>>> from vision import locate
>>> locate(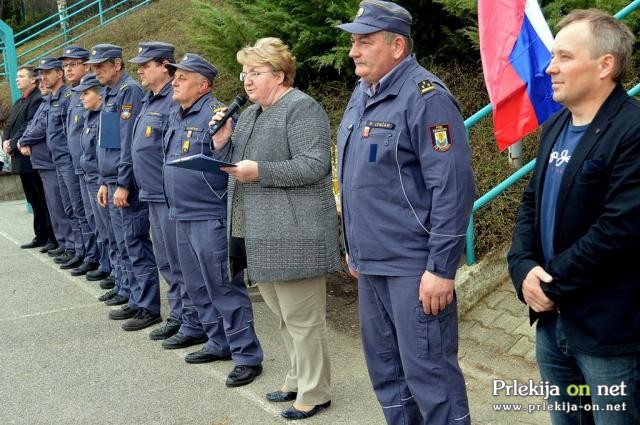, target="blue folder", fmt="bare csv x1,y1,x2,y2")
98,111,121,149
166,153,236,174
